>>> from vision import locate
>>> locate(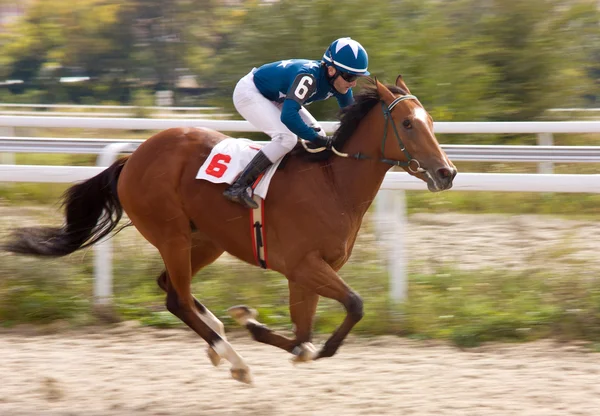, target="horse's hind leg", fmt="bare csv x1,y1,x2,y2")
159,233,251,384
156,237,226,366
228,280,320,360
